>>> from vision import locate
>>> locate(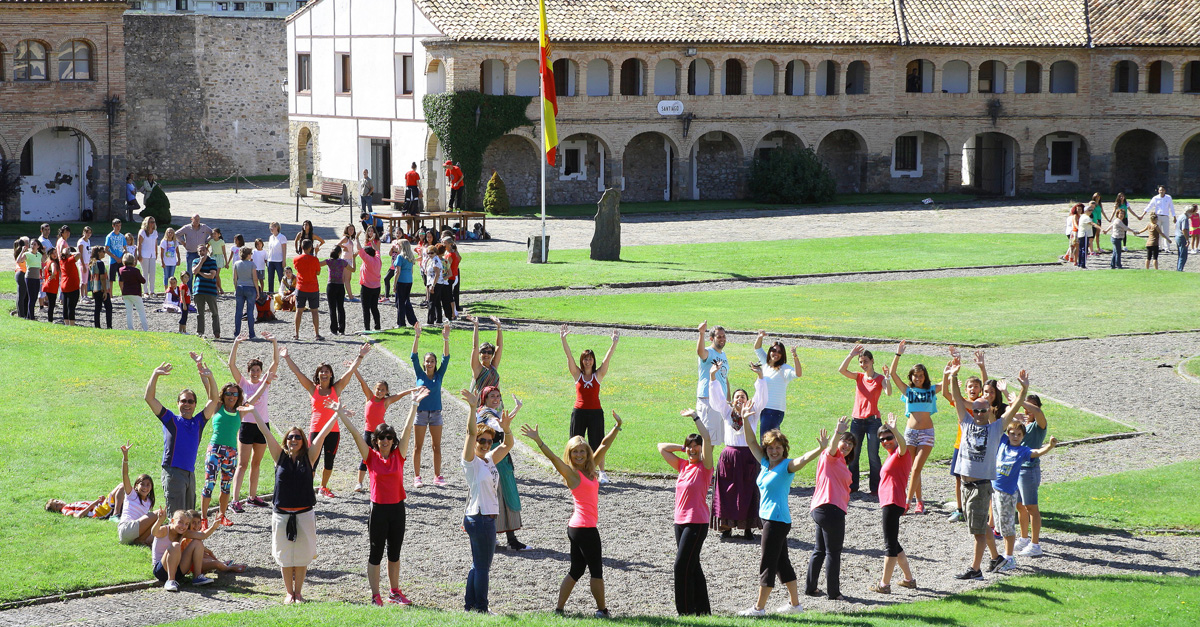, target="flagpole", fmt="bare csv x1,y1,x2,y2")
540,82,547,263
